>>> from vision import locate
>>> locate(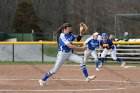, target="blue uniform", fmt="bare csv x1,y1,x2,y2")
58,33,76,52
84,37,100,70
98,33,125,68
40,32,90,82
100,39,114,49
100,39,122,64
85,37,99,50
